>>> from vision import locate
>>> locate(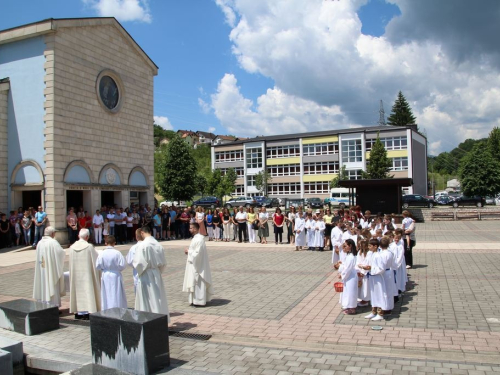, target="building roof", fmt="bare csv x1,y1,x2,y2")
197,131,216,139
212,125,419,147
215,135,237,141
0,18,158,74
339,178,413,188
